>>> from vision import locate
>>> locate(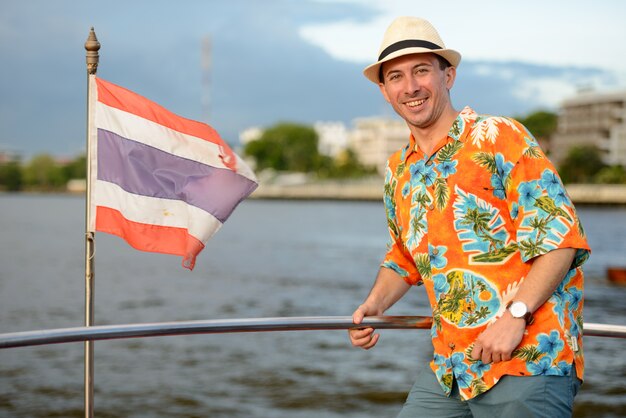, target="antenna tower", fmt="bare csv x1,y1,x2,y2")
201,36,212,123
